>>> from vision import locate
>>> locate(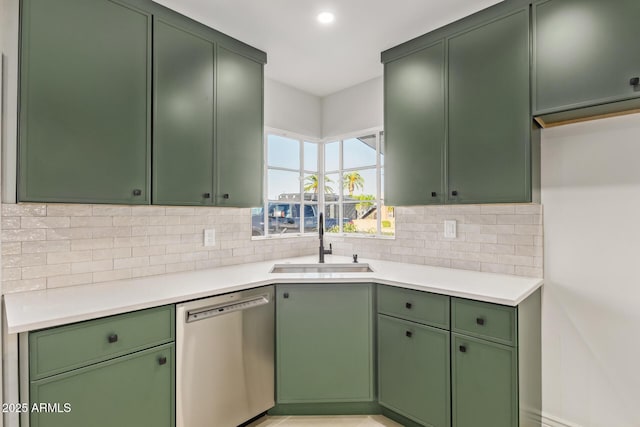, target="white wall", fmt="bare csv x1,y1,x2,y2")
264,78,322,139
0,0,18,204
541,114,640,427
322,76,383,139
